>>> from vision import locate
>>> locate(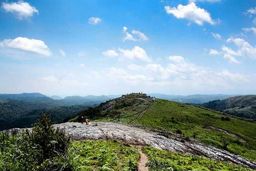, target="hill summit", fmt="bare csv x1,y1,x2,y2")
75,93,154,121
73,93,256,162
